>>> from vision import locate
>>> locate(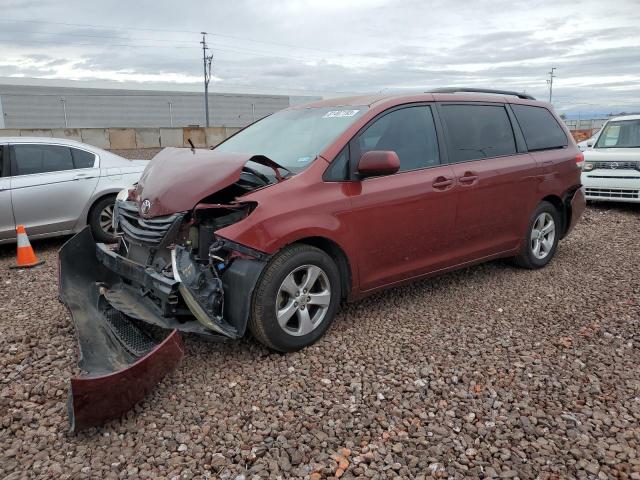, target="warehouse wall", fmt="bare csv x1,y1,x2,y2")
0,84,311,129
0,127,242,149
